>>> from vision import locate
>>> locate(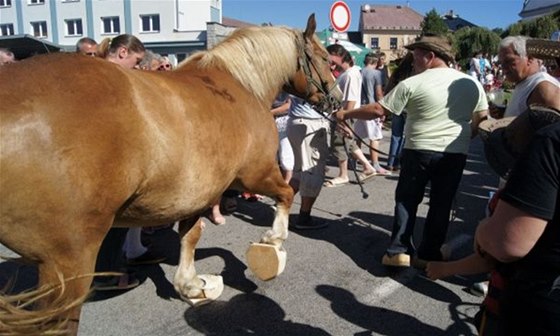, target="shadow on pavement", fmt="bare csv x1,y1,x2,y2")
183,292,330,336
